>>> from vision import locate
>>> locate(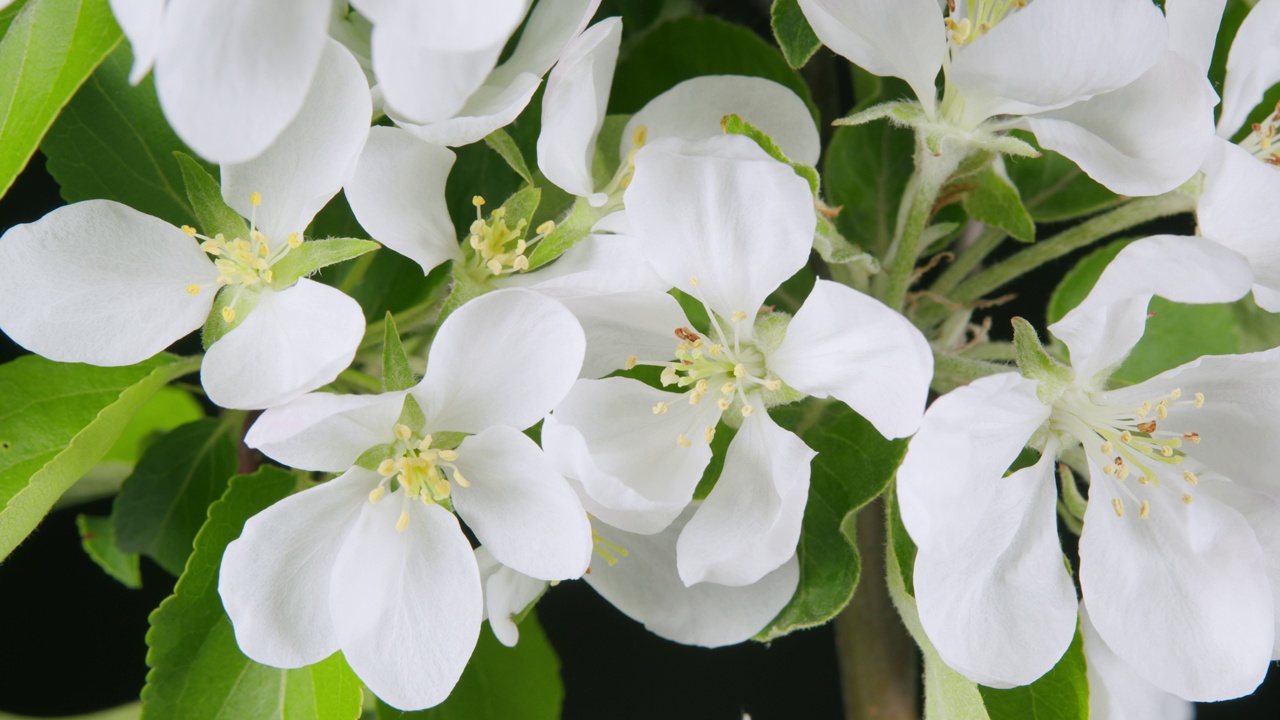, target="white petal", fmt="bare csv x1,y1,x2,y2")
769,280,932,439
545,377,716,534
108,0,165,83
218,468,376,668
1025,51,1218,197
155,0,330,163
1200,140,1280,311
394,73,543,148
450,426,591,581
346,126,461,274
1081,604,1197,720
1047,235,1254,383
245,391,406,472
513,233,668,296
950,0,1166,124
676,412,814,587
896,373,1049,551
625,135,815,320
476,547,547,647
488,0,600,85
1164,0,1229,74
1198,482,1280,659
330,493,482,711
623,75,821,166
221,40,372,241
415,289,585,434
537,18,622,203
1219,0,1280,137
1080,467,1273,701
914,446,1078,688
0,200,217,366
551,291,690,380
586,508,799,647
202,279,365,410
795,0,944,117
